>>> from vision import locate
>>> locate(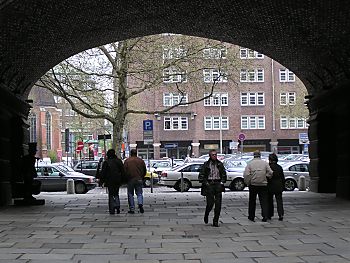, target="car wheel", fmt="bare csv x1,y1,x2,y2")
174,179,191,192
75,182,87,194
284,179,297,191
229,178,245,191
143,179,151,187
